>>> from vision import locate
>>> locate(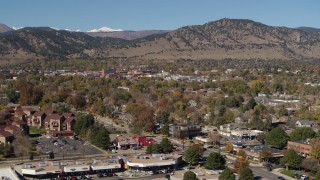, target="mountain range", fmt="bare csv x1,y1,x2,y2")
1,18,320,63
